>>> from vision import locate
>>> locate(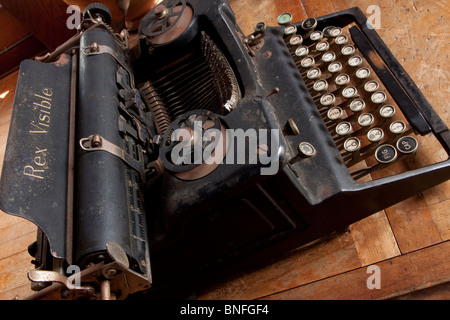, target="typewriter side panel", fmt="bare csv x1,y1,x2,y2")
0,57,72,260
